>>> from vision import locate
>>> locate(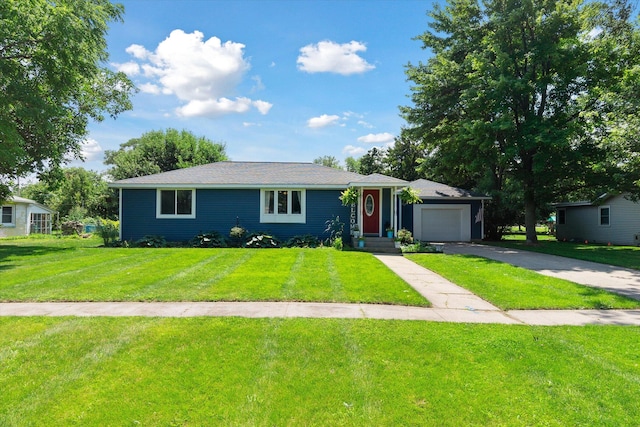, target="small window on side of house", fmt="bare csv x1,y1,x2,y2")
558,209,566,225
1,206,14,225
599,206,610,226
